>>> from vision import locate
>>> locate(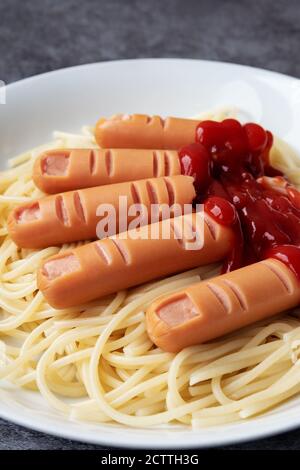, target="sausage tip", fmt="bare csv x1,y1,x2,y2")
41,253,81,280
156,295,199,327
